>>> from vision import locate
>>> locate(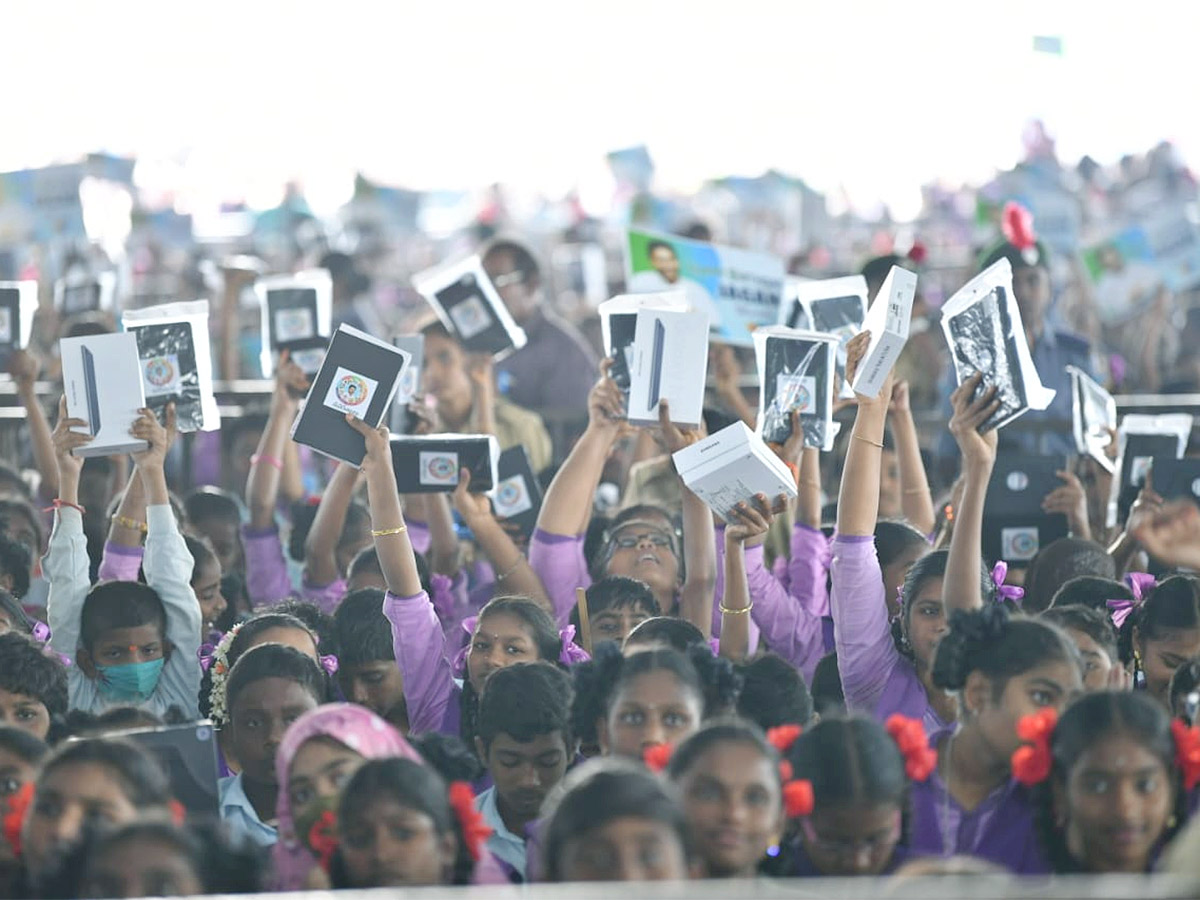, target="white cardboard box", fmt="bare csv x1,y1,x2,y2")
627,306,709,427
673,421,797,521
851,265,917,398
60,332,148,458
